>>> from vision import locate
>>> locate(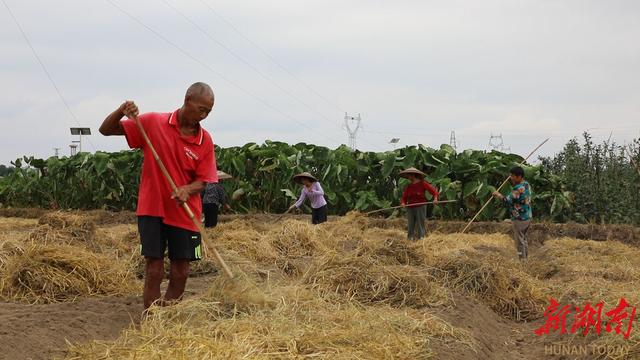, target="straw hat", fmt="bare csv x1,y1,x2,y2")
217,170,233,180
293,172,318,184
398,167,426,179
